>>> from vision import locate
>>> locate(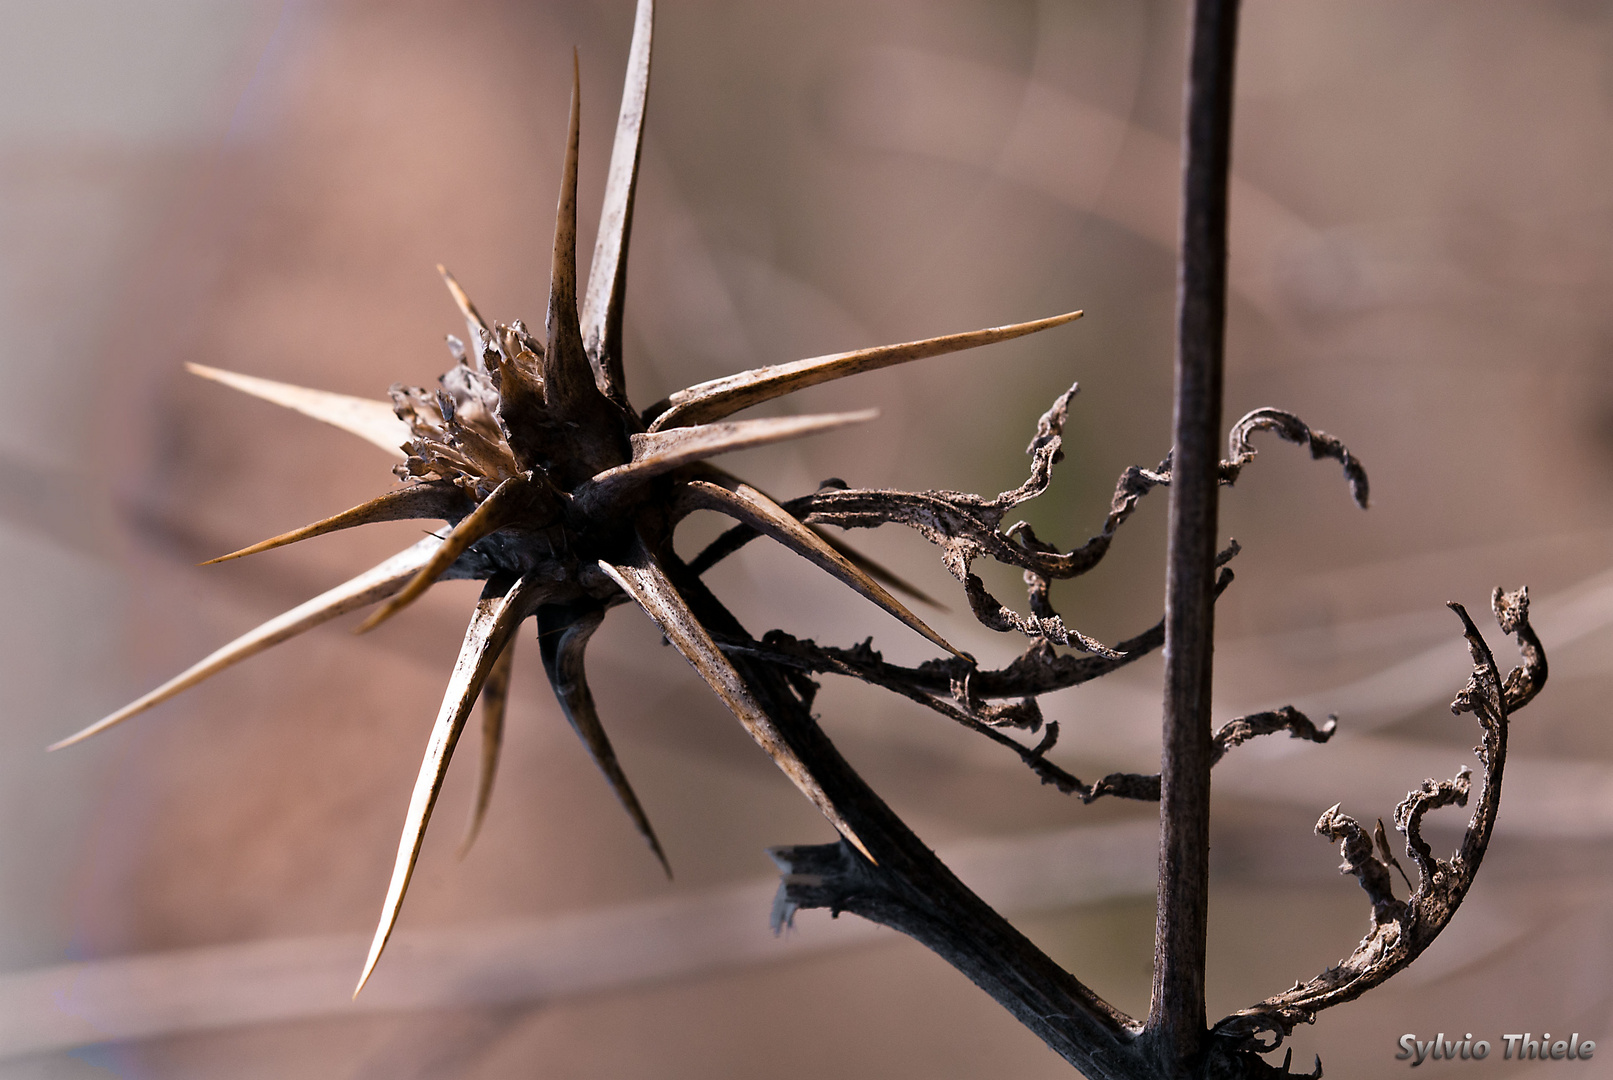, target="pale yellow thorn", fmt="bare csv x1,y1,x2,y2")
50,537,443,751
578,410,877,510
356,477,522,634
354,574,544,997
457,637,515,858
186,363,411,459
683,477,963,659
200,484,464,566
600,539,876,864
581,0,654,402
646,310,1082,431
